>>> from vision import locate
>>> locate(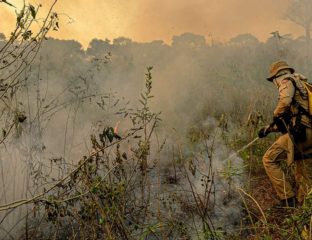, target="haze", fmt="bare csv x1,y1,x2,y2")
0,0,303,47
